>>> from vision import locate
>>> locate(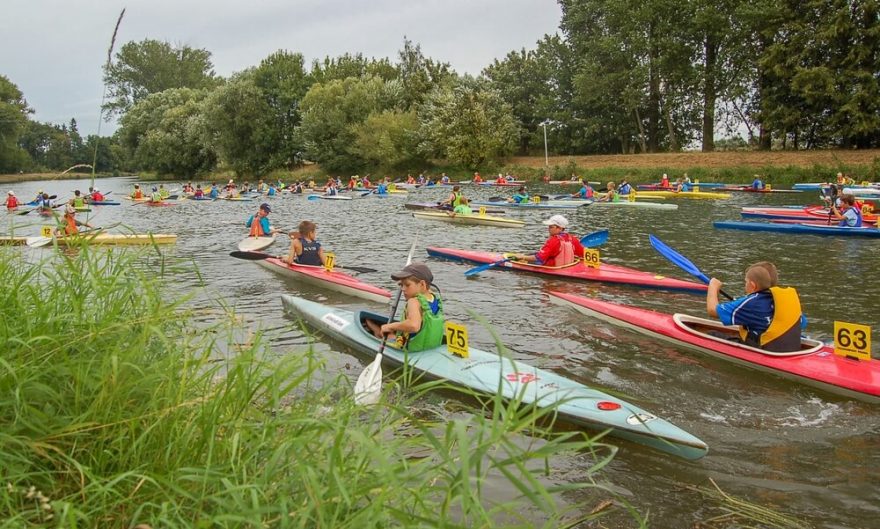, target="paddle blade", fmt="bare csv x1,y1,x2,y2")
353,353,383,405
580,229,609,248
464,258,509,277
307,195,320,200
340,265,377,273
648,234,711,284
229,251,270,260
26,236,52,248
